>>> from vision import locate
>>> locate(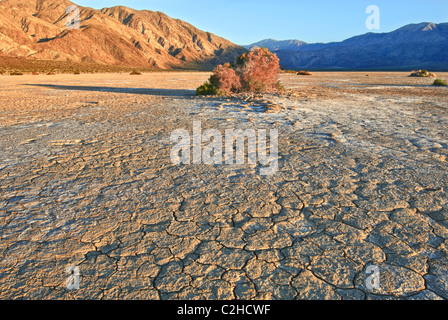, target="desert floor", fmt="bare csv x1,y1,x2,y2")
0,71,447,300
